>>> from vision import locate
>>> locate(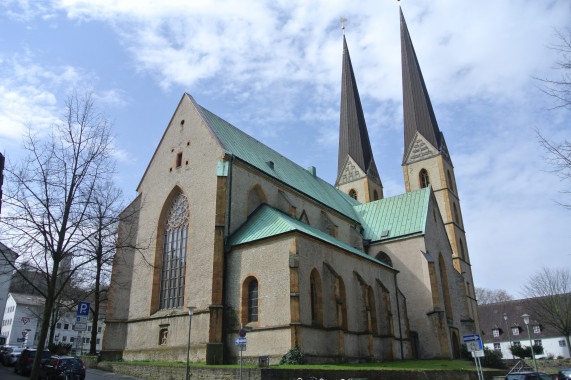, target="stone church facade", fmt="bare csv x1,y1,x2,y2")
103,8,479,364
